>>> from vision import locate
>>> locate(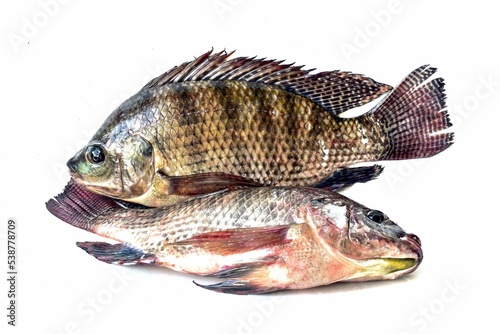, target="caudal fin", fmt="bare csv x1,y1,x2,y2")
372,65,453,160
46,179,120,231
